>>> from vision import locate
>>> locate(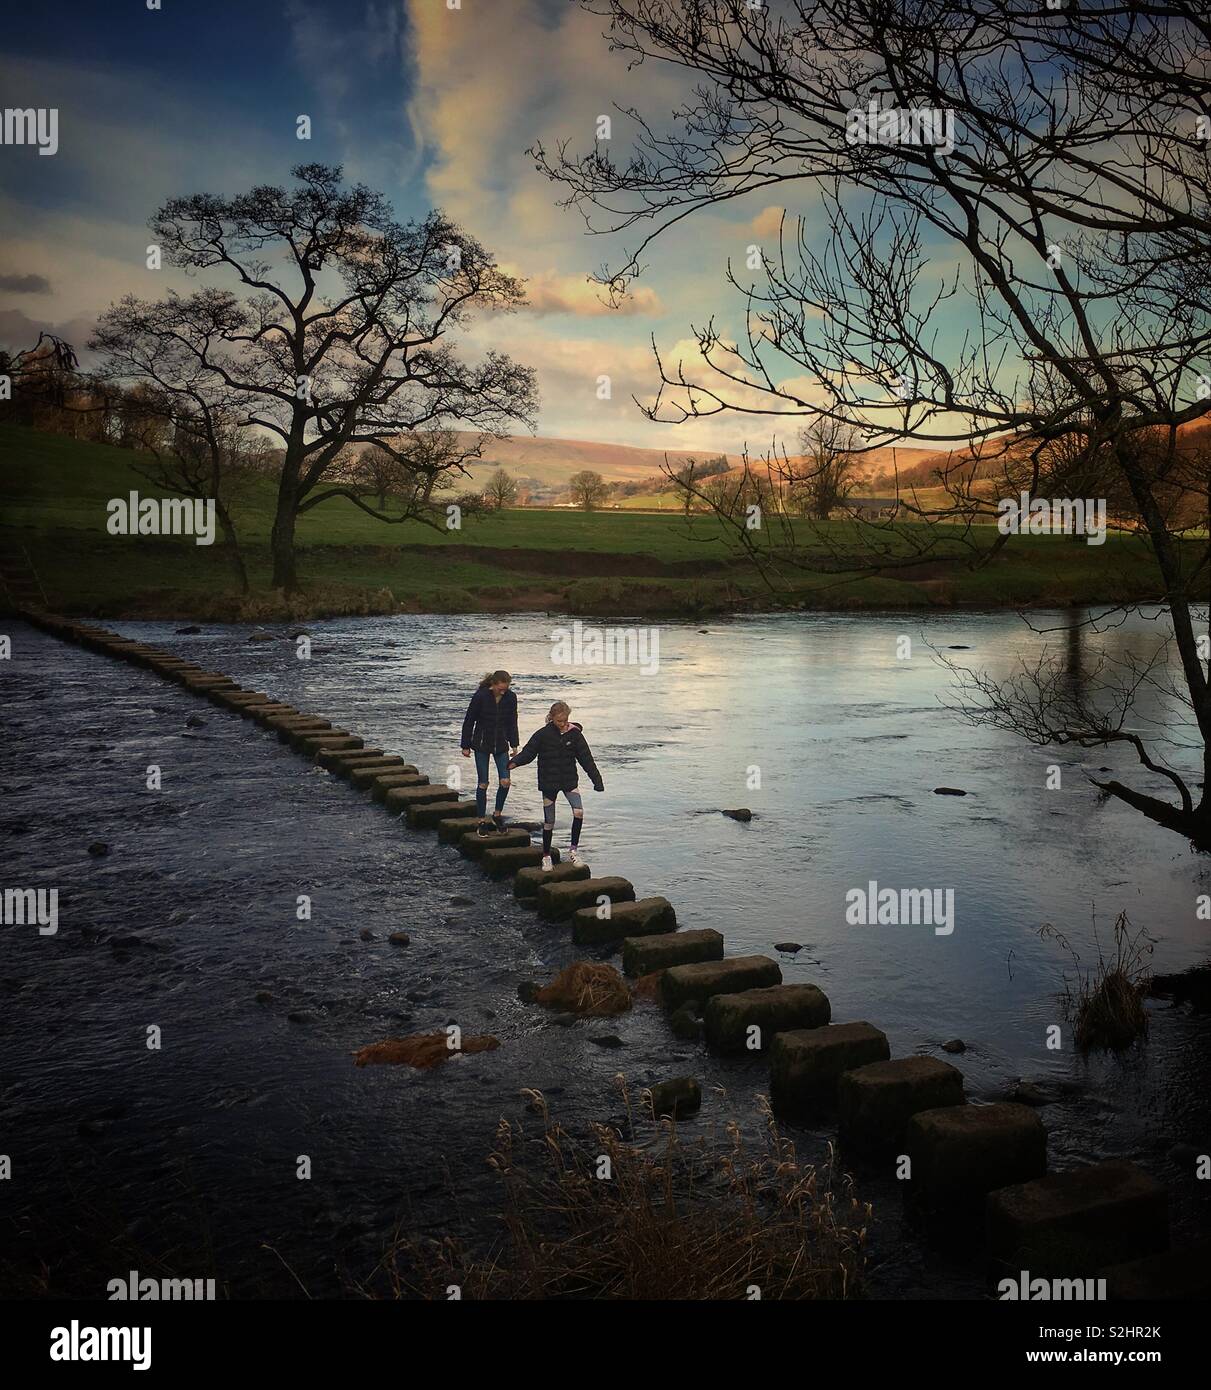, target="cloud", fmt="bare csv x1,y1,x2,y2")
0,273,51,294
502,265,662,317
751,206,786,238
